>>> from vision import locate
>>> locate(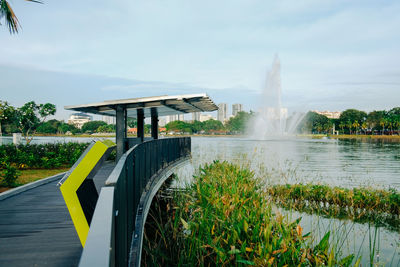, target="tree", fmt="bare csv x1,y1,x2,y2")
226,111,252,134
58,122,78,135
352,120,360,134
0,100,14,136
298,111,330,134
366,110,386,131
339,109,367,134
97,124,115,133
1,0,42,34
81,121,107,133
166,121,192,134
202,119,224,133
339,121,345,134
14,101,56,143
